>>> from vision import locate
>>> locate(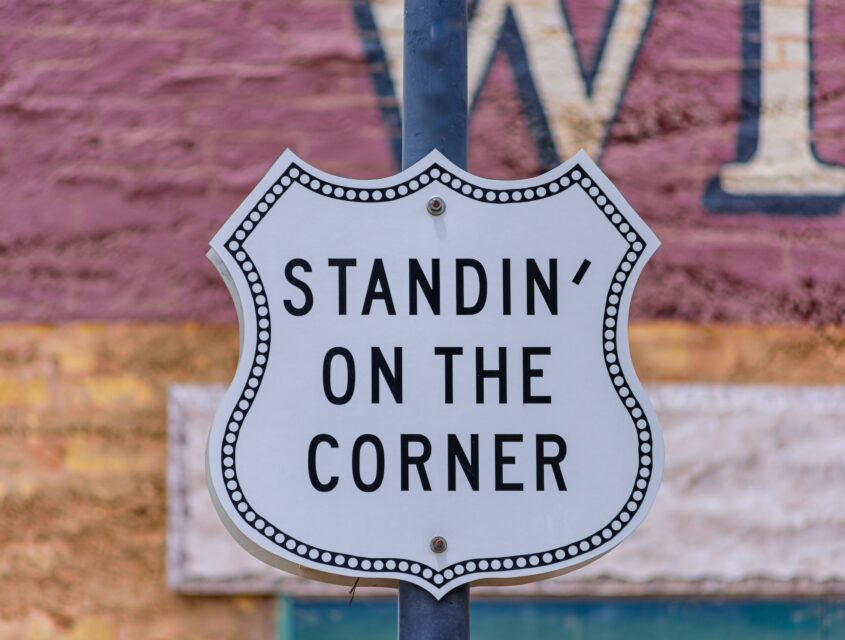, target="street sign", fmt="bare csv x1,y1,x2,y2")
207,149,663,599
